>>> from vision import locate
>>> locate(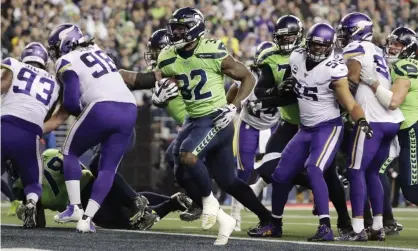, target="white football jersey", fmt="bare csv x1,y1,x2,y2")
55,44,135,109
343,41,404,123
236,71,279,130
1,57,60,128
290,48,346,127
